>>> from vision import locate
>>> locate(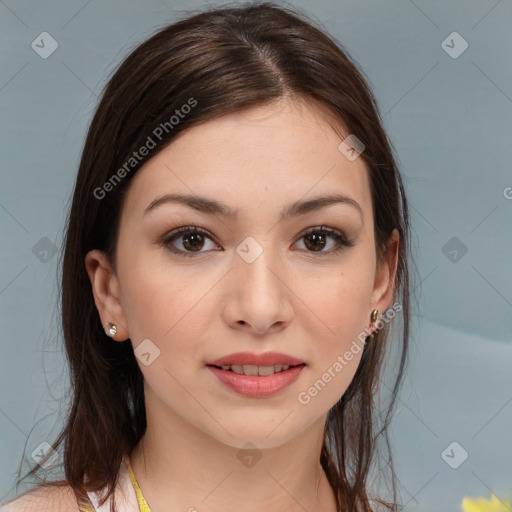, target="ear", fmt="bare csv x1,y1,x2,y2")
369,228,400,330
84,249,130,341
